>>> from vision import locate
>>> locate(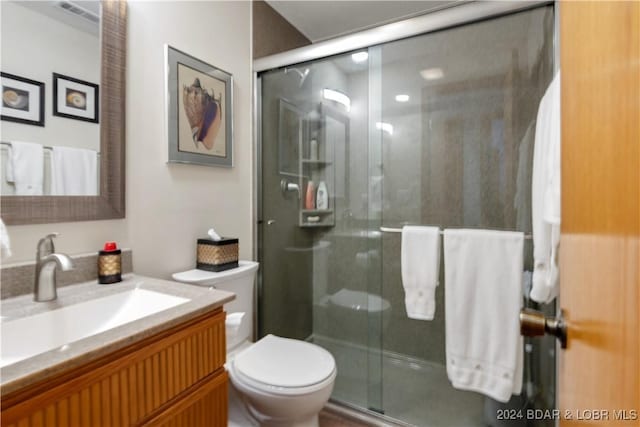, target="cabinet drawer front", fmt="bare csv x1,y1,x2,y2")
2,310,226,426
143,371,228,427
